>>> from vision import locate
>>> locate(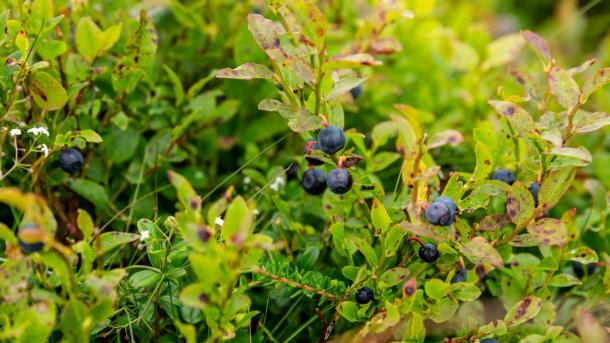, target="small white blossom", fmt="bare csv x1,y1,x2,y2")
253,208,260,216
27,127,50,137
140,230,150,241
9,128,21,137
37,144,49,157
215,217,224,227
269,176,285,192
243,176,251,185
